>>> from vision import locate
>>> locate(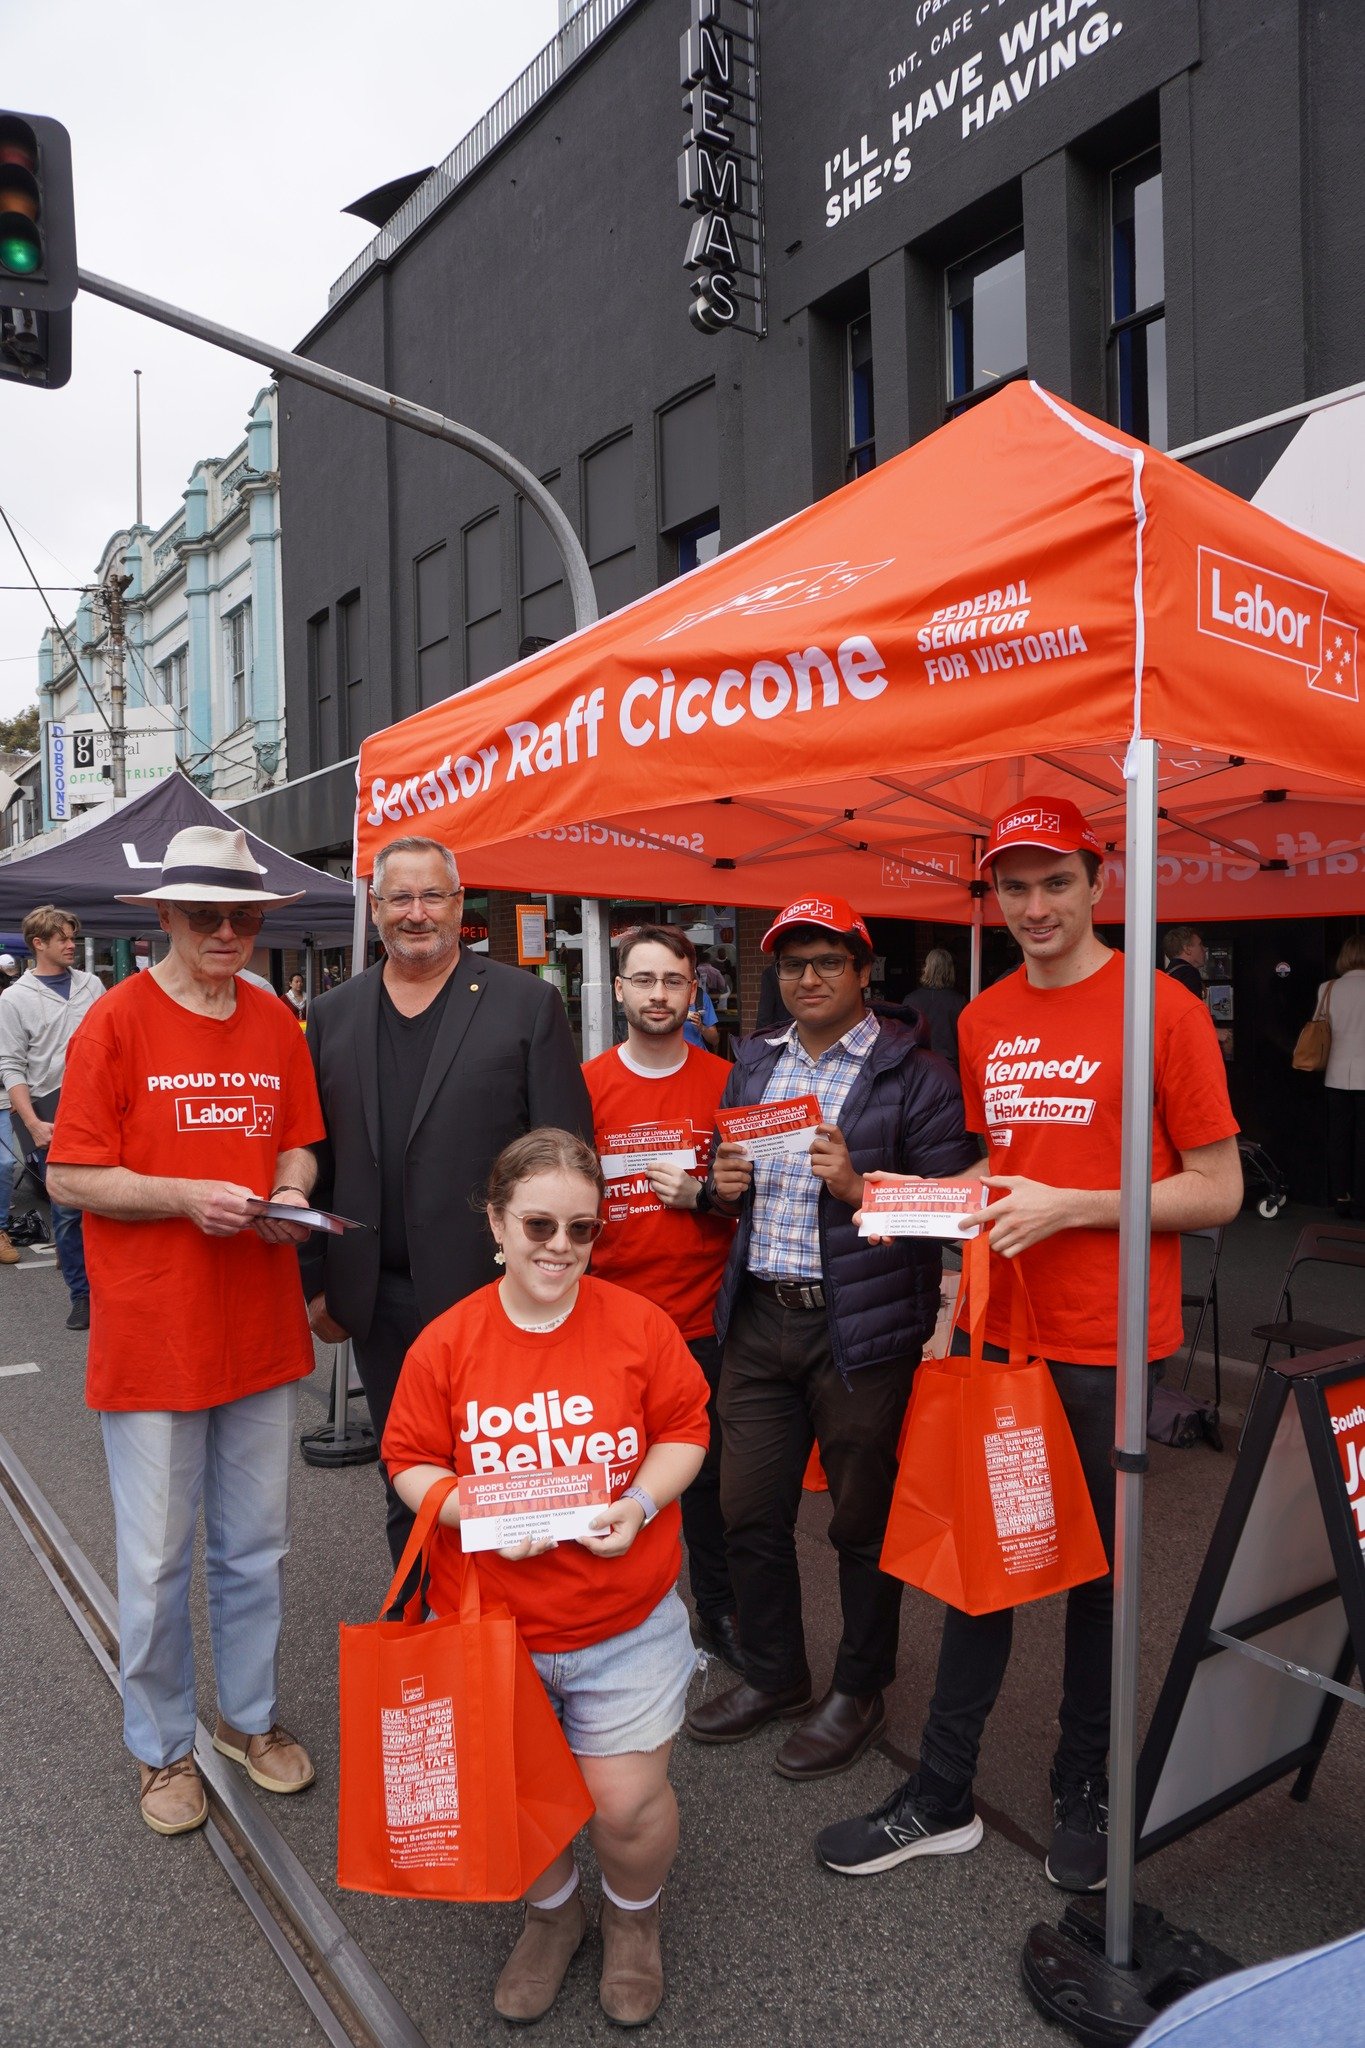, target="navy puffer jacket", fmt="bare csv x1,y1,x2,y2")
711,1017,979,1378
